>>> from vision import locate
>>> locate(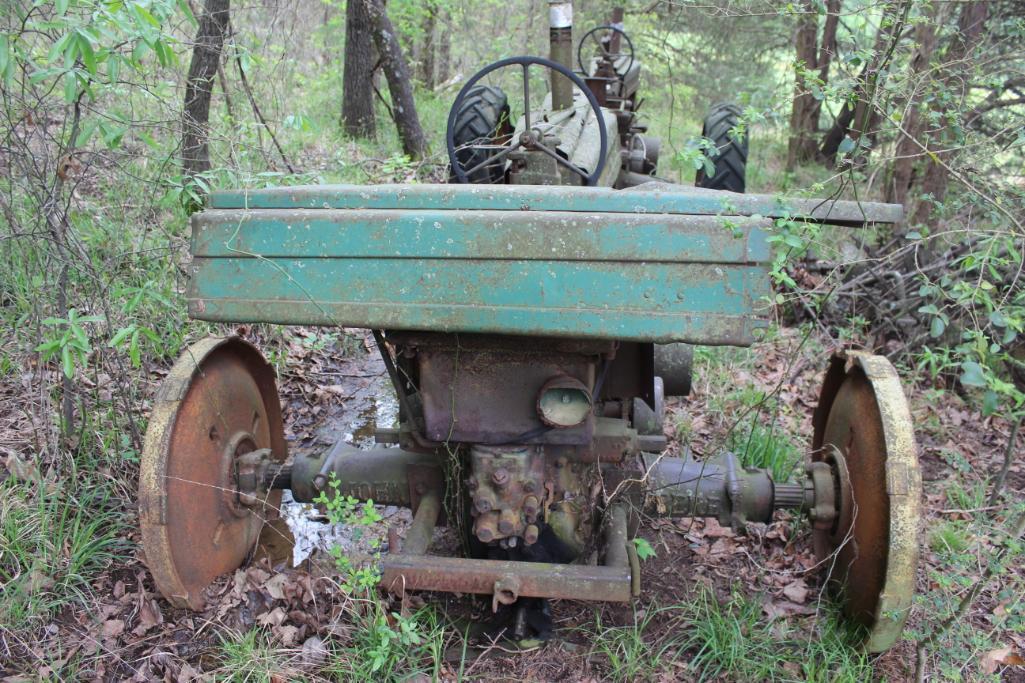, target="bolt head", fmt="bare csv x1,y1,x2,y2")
523,480,536,493
477,526,494,542
492,468,510,487
524,524,539,545
475,496,493,513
